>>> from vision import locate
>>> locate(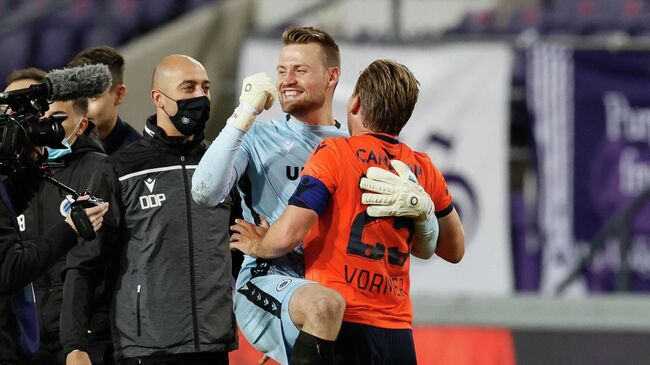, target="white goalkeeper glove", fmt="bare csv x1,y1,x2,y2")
227,72,276,132
359,160,434,221
361,160,439,257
